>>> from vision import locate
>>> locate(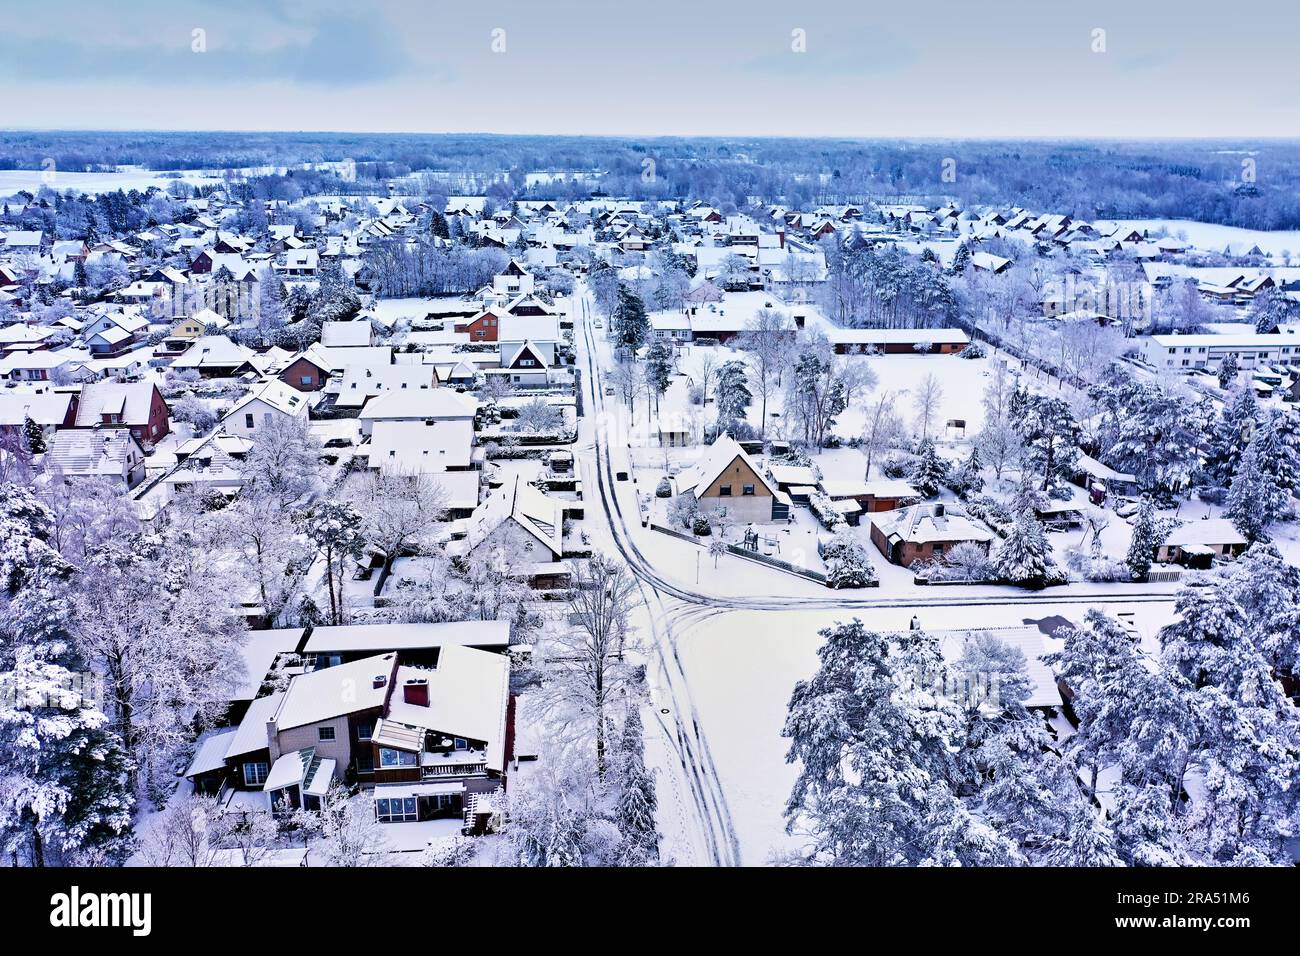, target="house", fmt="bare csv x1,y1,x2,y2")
334,362,437,409
869,502,994,566
1156,519,1248,567
492,259,536,296
357,388,478,437
825,327,970,355
455,307,509,342
73,381,170,445
447,474,573,563
185,646,511,831
171,336,258,377
1143,332,1300,372
43,427,147,489
0,391,77,444
819,478,920,514
161,432,253,496
278,346,334,392
300,620,510,670
223,379,310,437
969,252,1012,274
677,435,790,523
